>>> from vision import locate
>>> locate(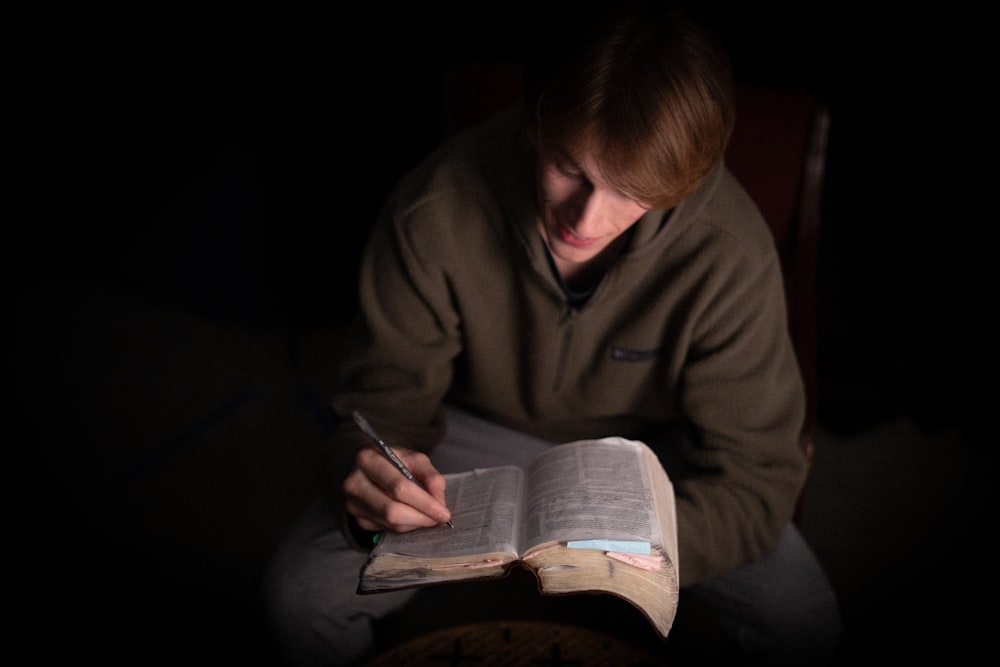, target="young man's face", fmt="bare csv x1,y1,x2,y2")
536,147,649,272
